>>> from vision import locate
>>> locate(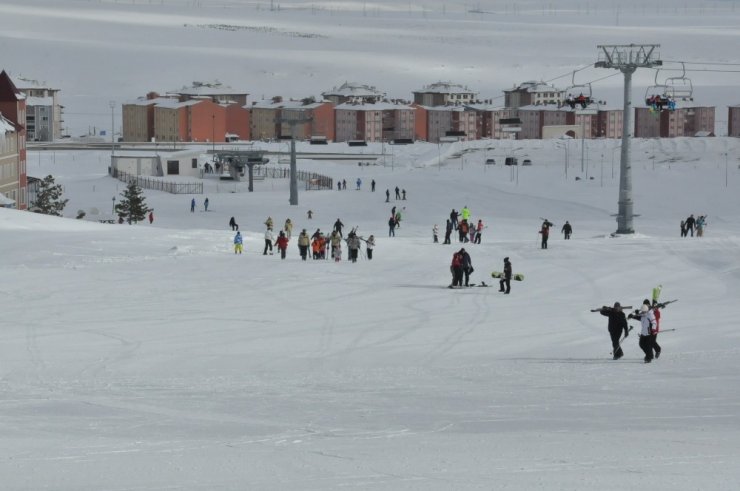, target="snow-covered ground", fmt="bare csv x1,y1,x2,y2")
2,137,740,489
2,0,740,488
